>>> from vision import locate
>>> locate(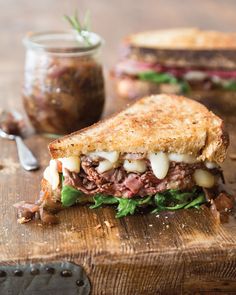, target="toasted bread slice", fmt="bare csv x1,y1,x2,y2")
125,28,236,50
122,28,236,69
49,94,229,164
